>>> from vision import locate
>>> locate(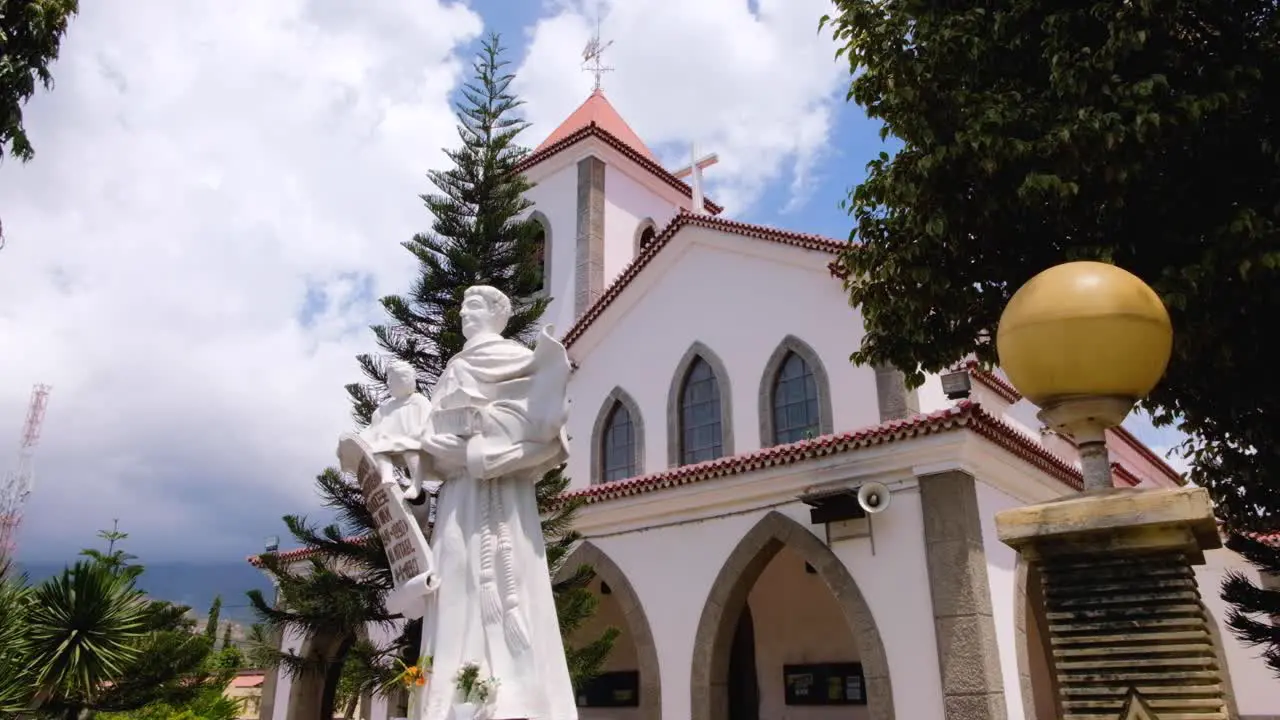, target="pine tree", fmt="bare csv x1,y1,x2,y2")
1221,533,1280,674
203,596,222,642
345,32,547,421
250,32,616,709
